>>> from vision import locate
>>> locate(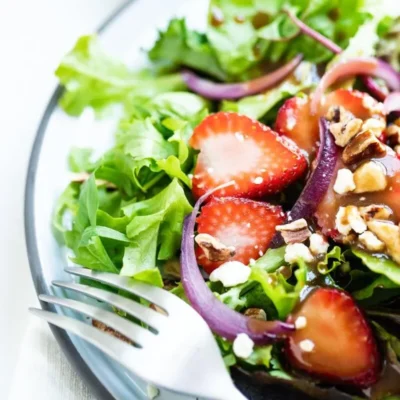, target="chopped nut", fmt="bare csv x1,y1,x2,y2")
367,220,400,263
342,131,387,165
325,105,341,122
276,218,311,244
353,161,388,193
359,205,393,221
333,168,356,195
244,308,267,320
92,320,132,344
309,233,329,255
362,95,384,115
195,233,235,262
335,206,366,235
335,207,352,235
347,206,367,234
330,118,363,147
70,172,117,189
362,118,386,138
359,231,385,252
